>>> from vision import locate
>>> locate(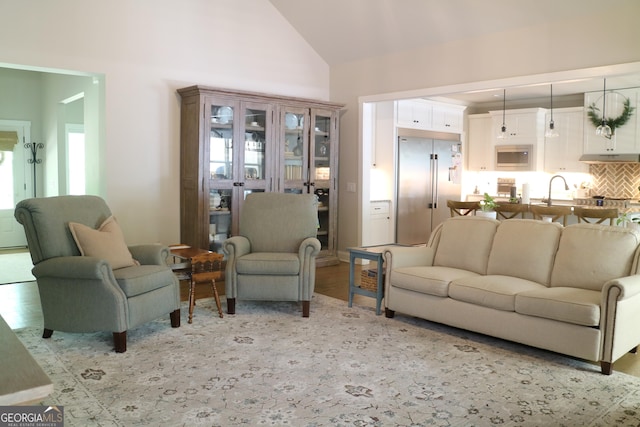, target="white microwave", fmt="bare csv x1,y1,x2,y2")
495,145,534,171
